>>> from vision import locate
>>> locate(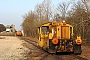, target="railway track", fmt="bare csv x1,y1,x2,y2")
20,37,50,60
19,37,88,60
